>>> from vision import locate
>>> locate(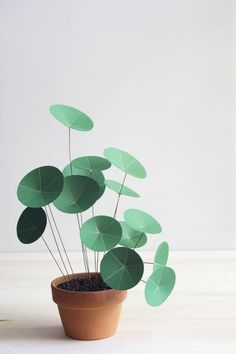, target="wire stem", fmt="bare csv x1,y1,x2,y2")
76,213,87,272
68,128,73,174
48,205,75,275
133,233,145,249
42,236,66,280
44,206,70,277
94,251,97,272
96,252,99,273
69,126,91,287
113,172,127,218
